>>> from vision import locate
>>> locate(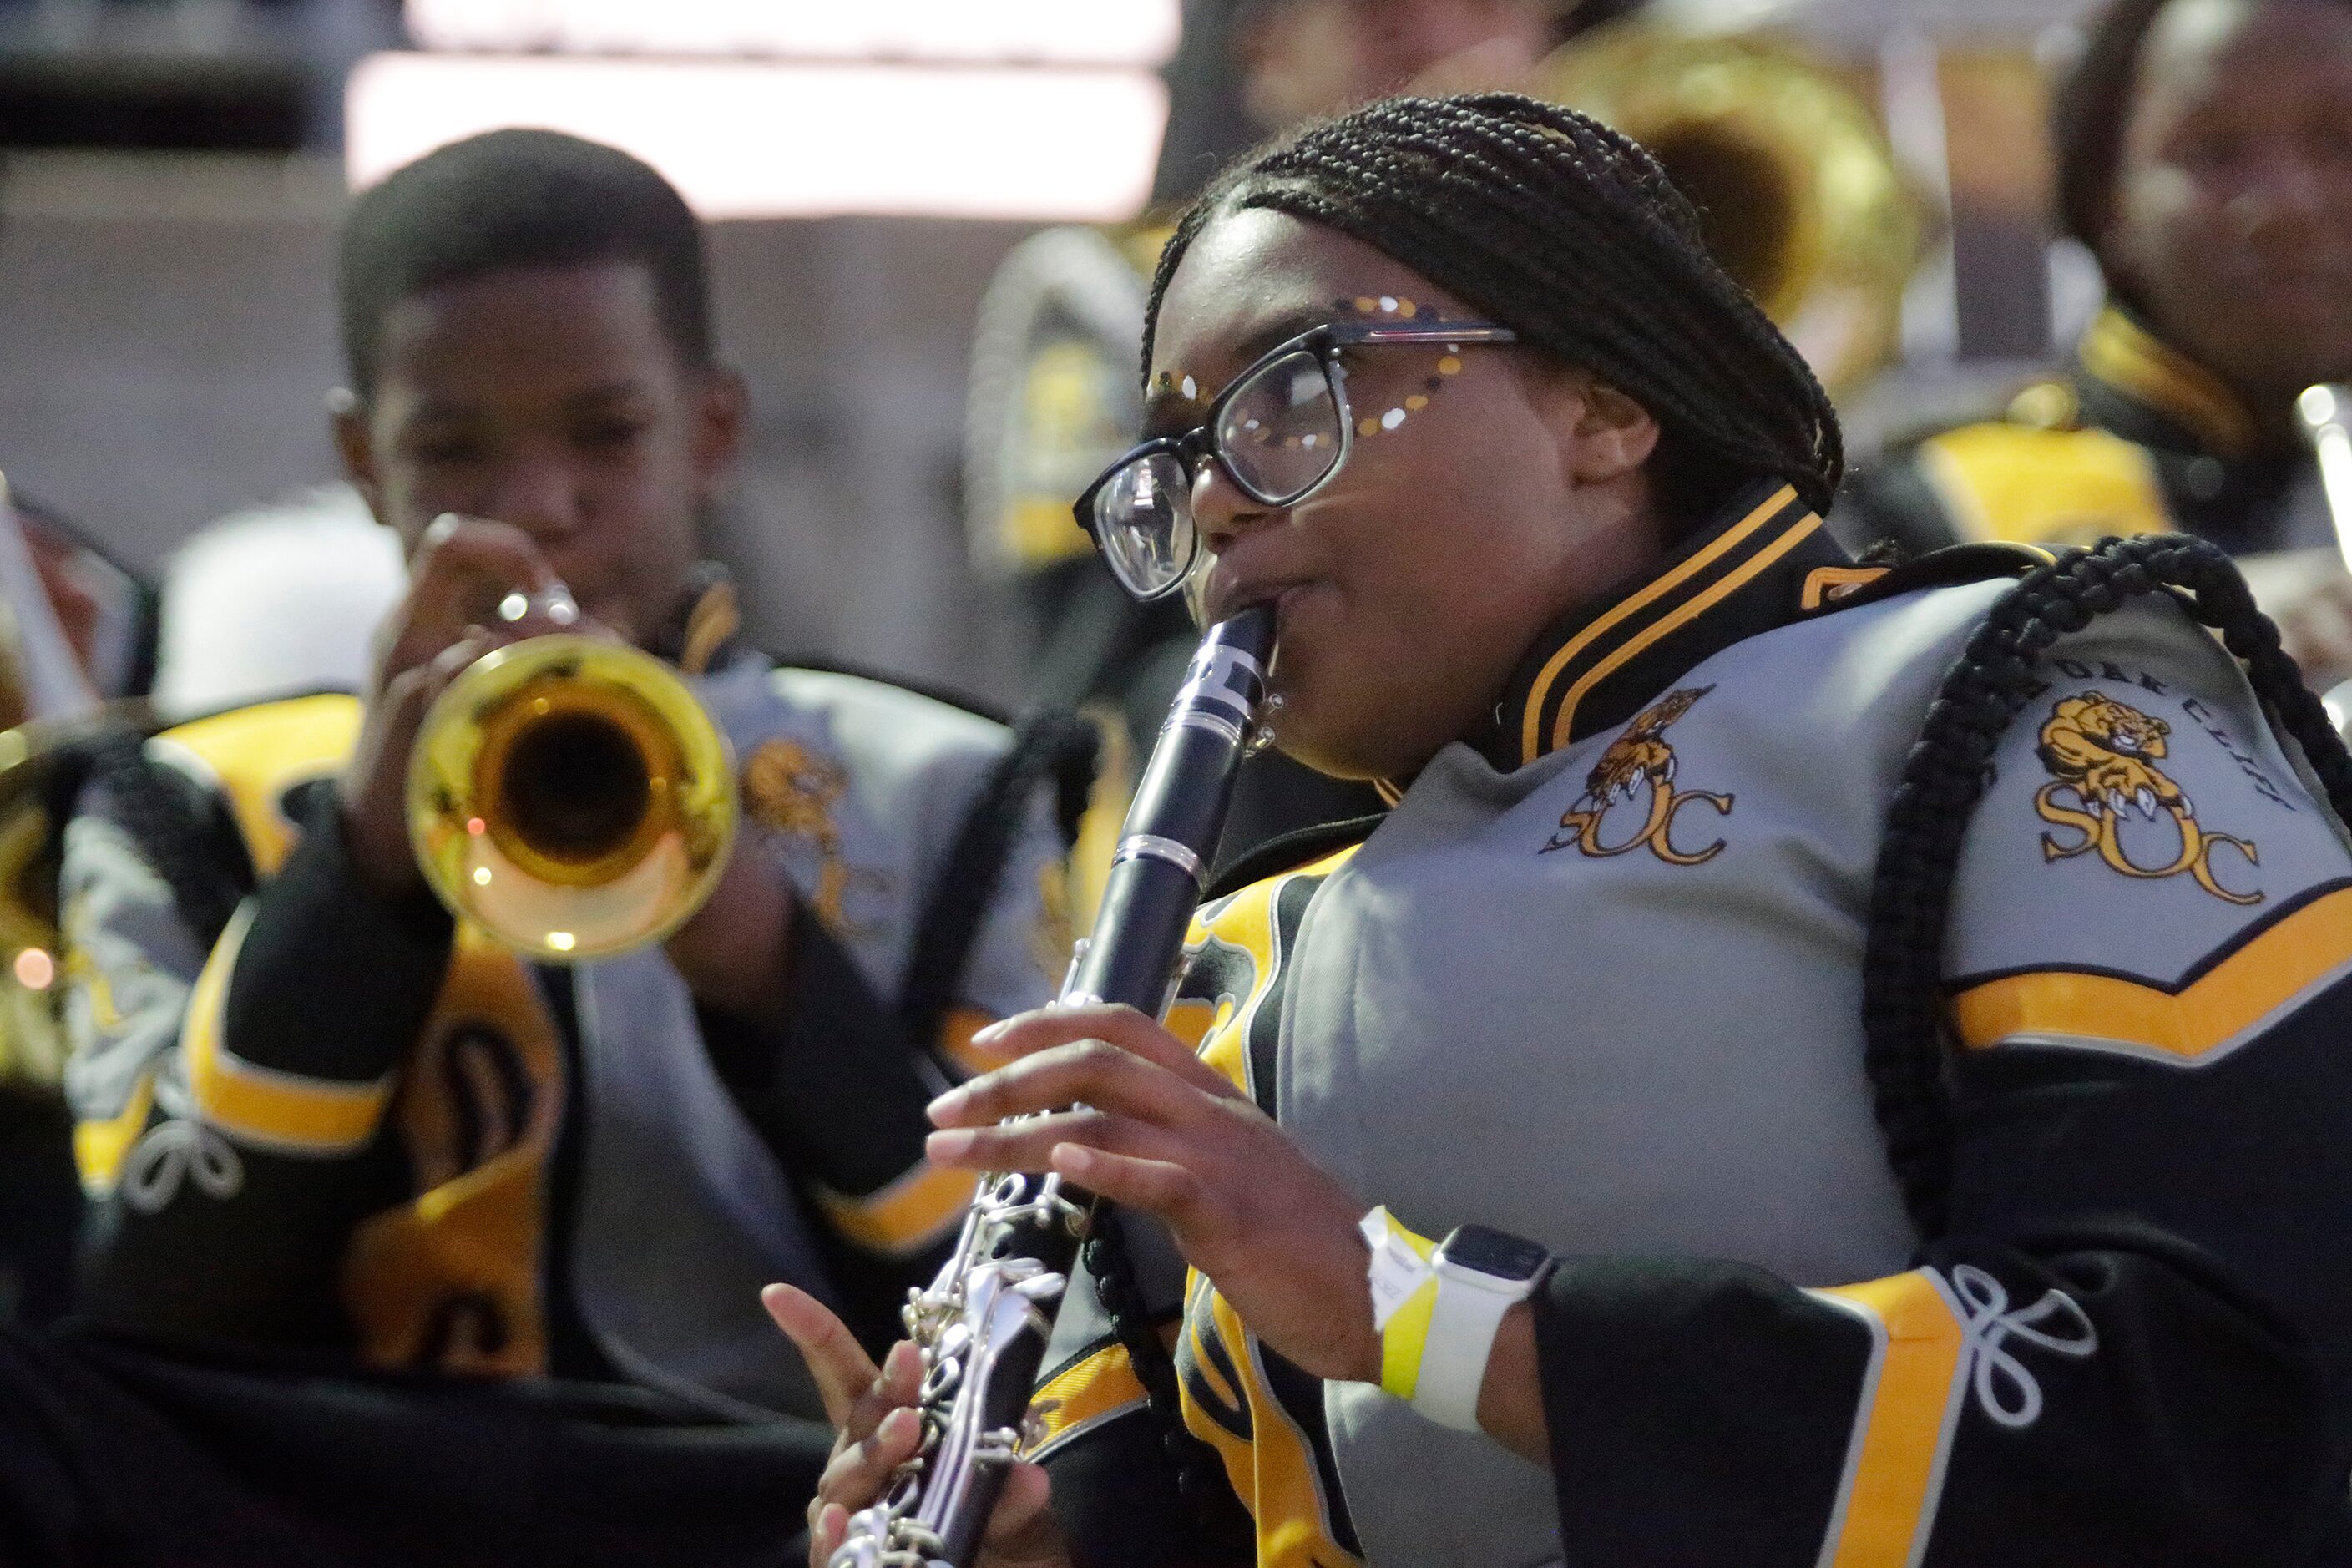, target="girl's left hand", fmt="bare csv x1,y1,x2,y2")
925,1002,1381,1387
